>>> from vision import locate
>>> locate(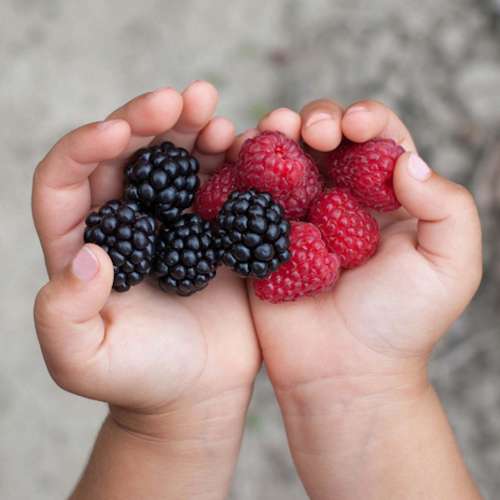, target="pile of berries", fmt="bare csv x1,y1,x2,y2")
84,141,216,295
195,132,404,303
84,132,404,302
